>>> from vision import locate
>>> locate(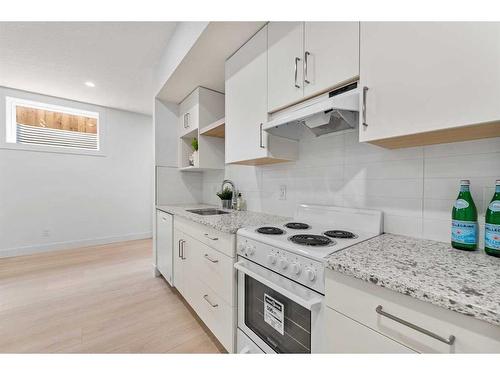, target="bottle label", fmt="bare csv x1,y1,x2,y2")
485,223,500,250
454,199,469,209
451,220,477,245
488,200,500,212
